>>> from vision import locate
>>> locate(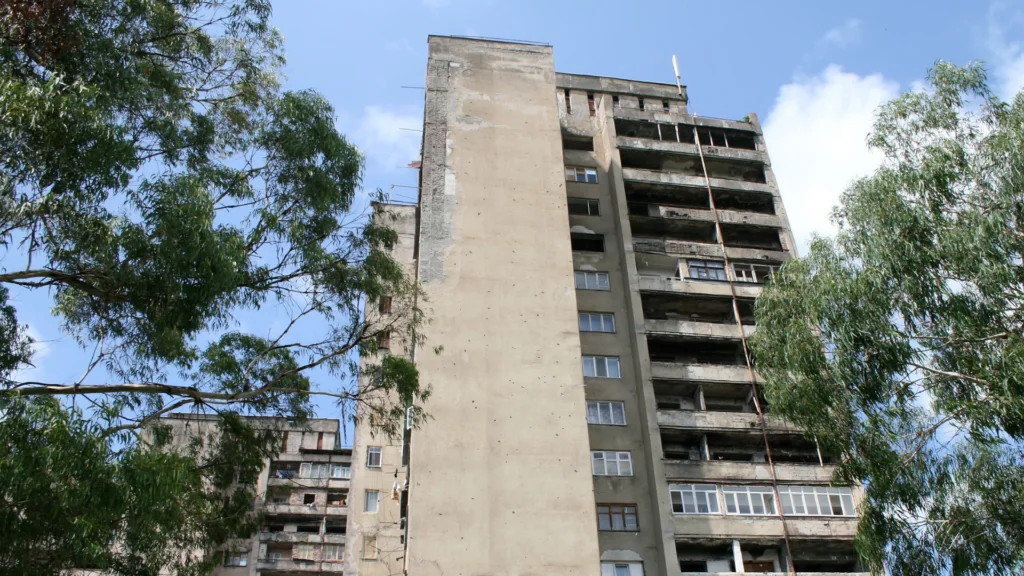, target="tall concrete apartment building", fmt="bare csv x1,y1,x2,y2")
346,36,866,576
